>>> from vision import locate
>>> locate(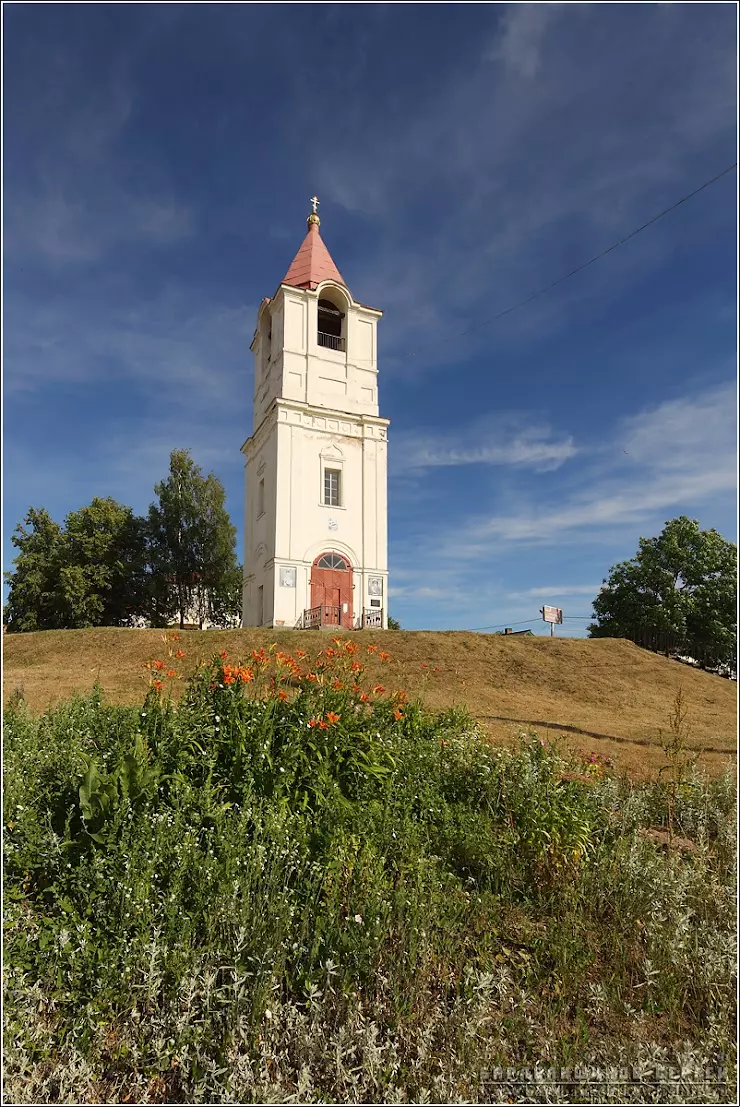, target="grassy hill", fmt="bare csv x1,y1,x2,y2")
3,627,735,778
4,633,736,1102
